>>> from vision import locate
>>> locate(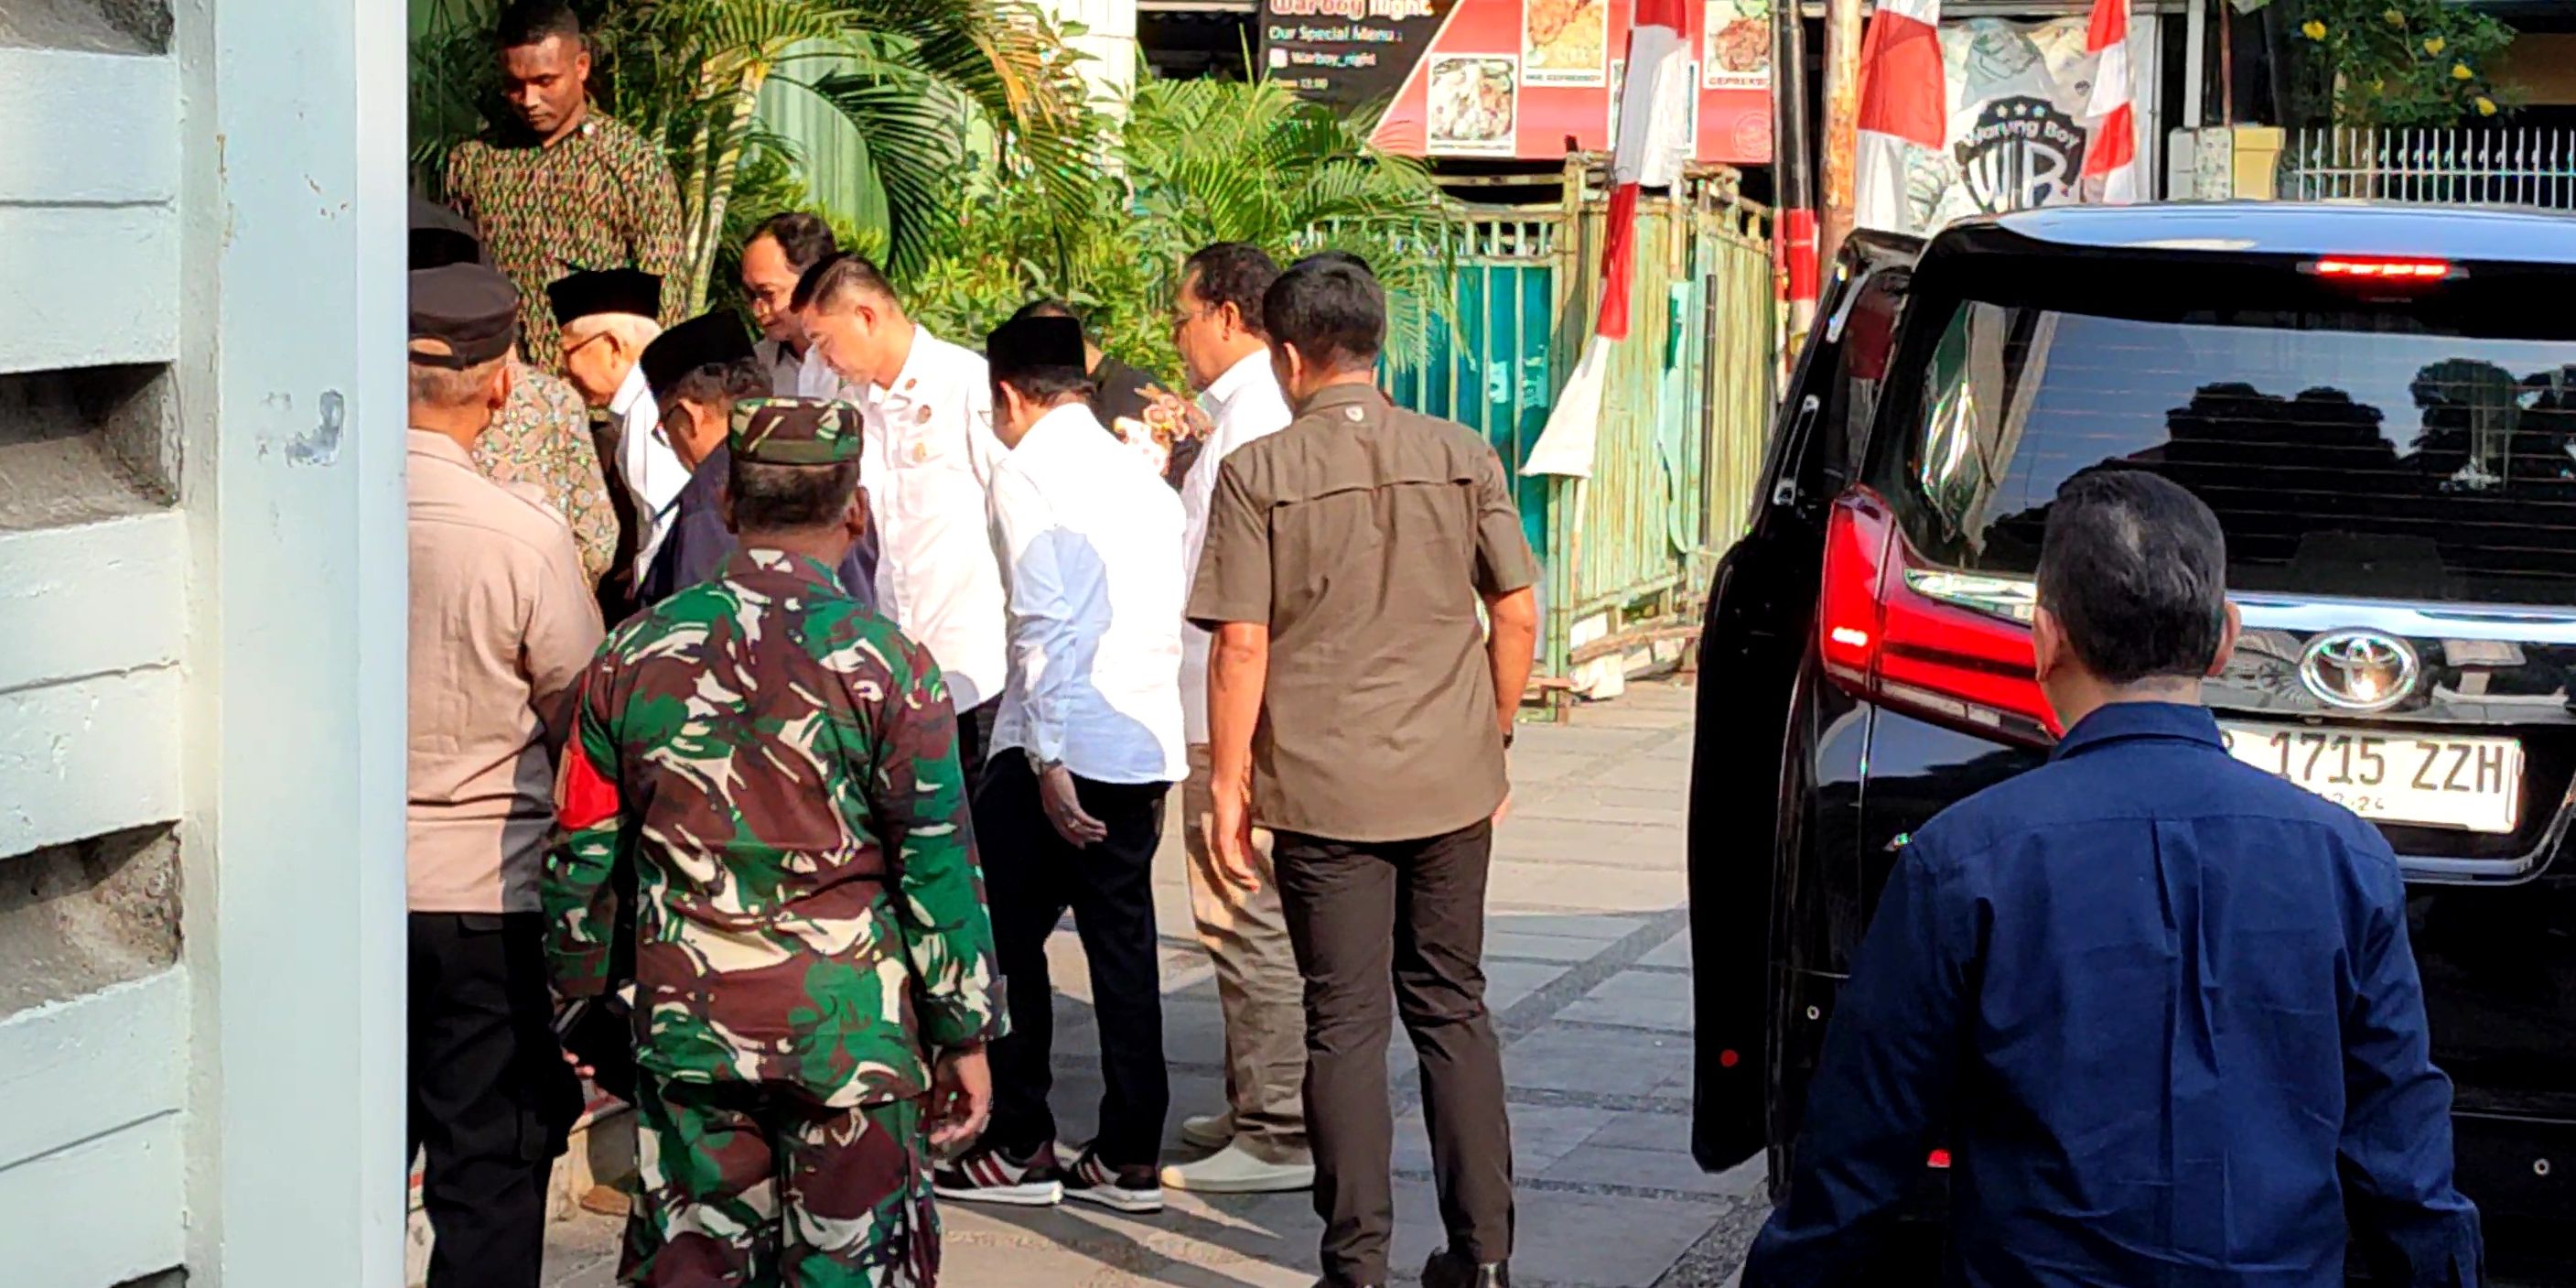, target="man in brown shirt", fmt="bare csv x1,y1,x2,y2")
1189,256,1541,1288
405,261,606,1288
